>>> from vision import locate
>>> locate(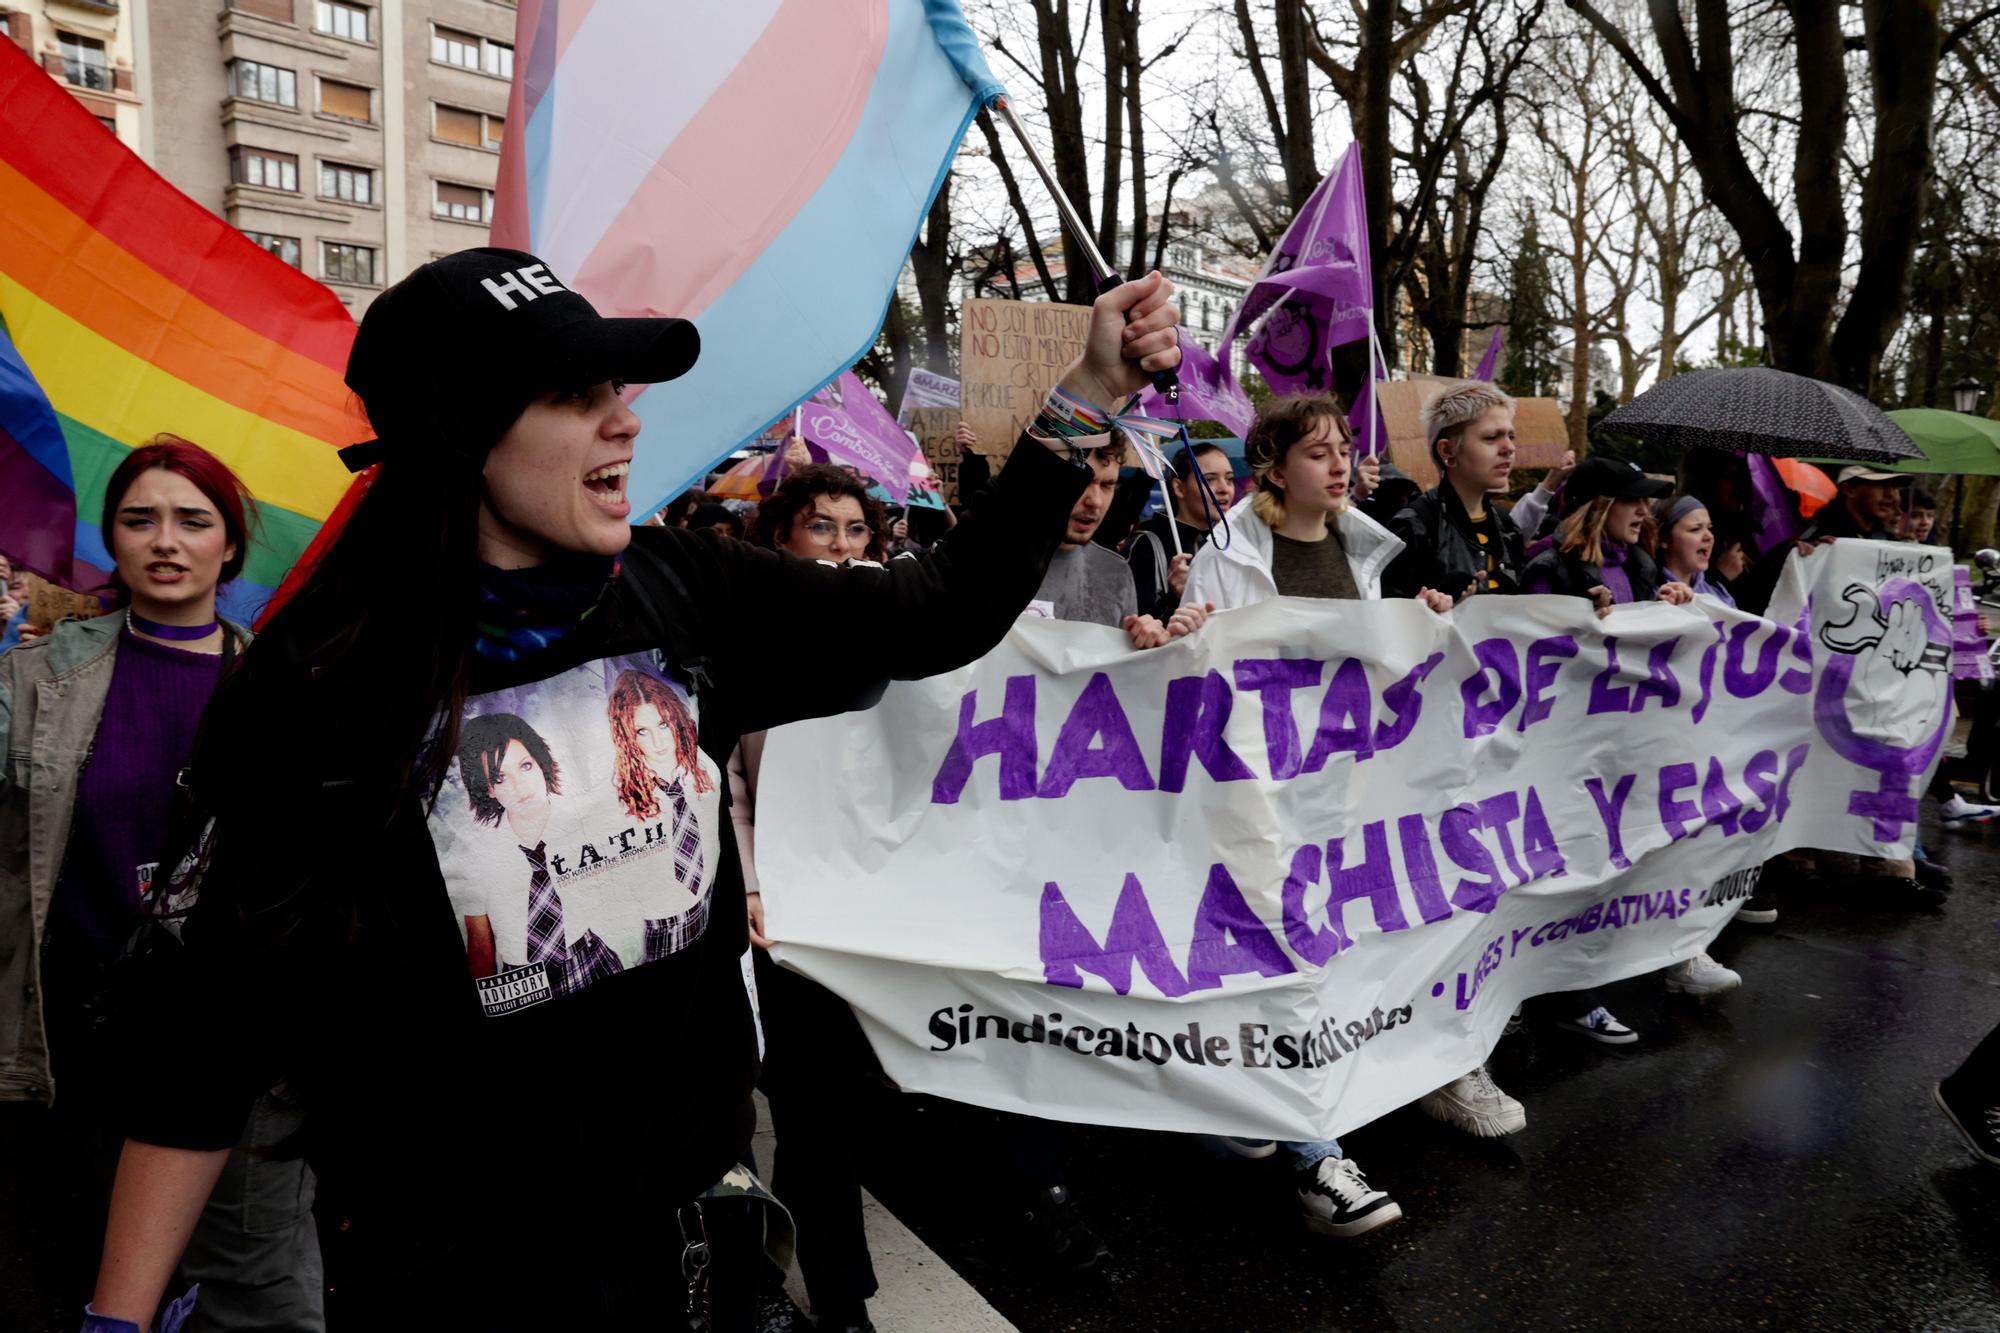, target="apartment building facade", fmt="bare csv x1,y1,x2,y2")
6,0,512,316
